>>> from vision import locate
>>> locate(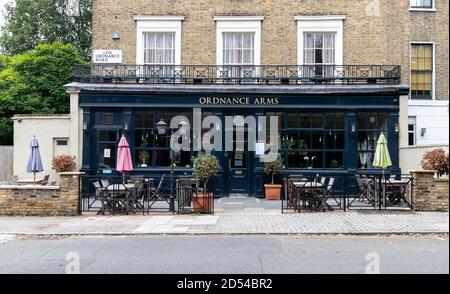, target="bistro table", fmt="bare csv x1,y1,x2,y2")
381,178,412,206
104,183,138,213
17,179,44,185
293,181,327,211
